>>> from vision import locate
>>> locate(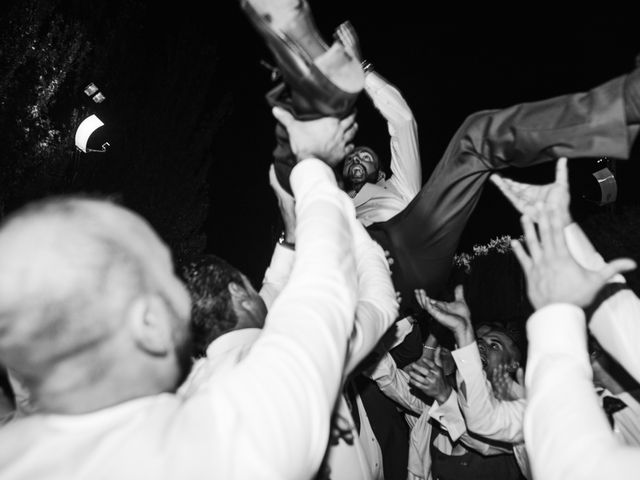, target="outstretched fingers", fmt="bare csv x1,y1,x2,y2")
343,119,358,144
555,157,569,187
599,258,637,282
271,106,294,127
511,239,532,273
521,214,542,261
414,289,429,310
